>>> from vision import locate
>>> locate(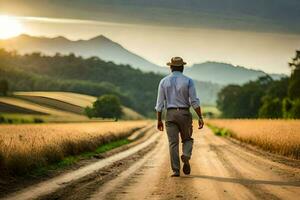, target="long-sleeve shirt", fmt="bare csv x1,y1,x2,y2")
155,71,200,112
